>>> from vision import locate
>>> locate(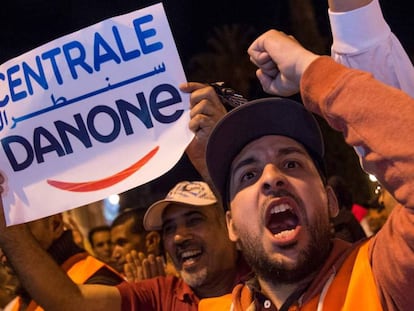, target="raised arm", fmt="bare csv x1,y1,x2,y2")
249,28,414,309
0,182,121,311
181,82,227,184
327,0,372,12
328,0,414,96
248,30,318,96
248,29,414,203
